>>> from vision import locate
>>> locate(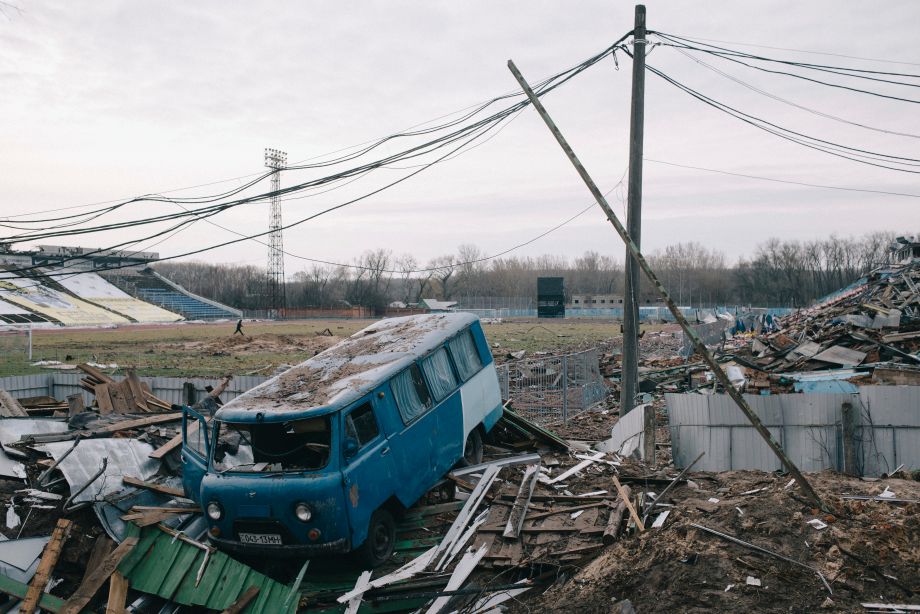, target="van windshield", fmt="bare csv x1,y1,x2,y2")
212,416,332,473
